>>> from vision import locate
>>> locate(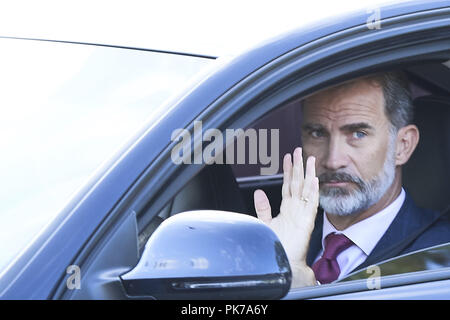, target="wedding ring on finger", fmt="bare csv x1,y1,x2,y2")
300,196,309,203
